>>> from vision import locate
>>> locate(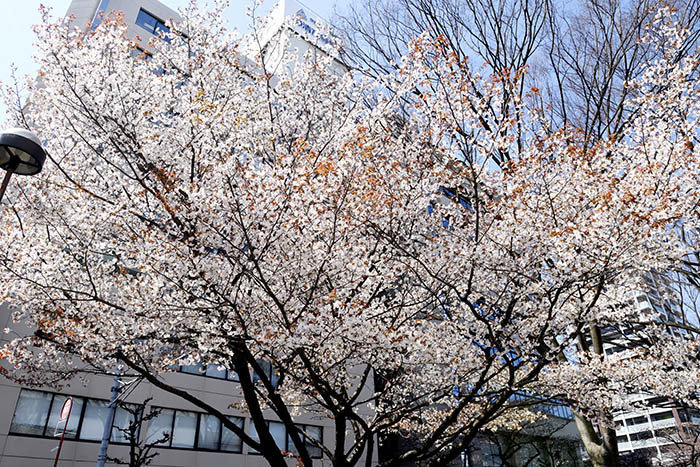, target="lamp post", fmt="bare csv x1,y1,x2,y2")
97,365,121,467
0,128,47,202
